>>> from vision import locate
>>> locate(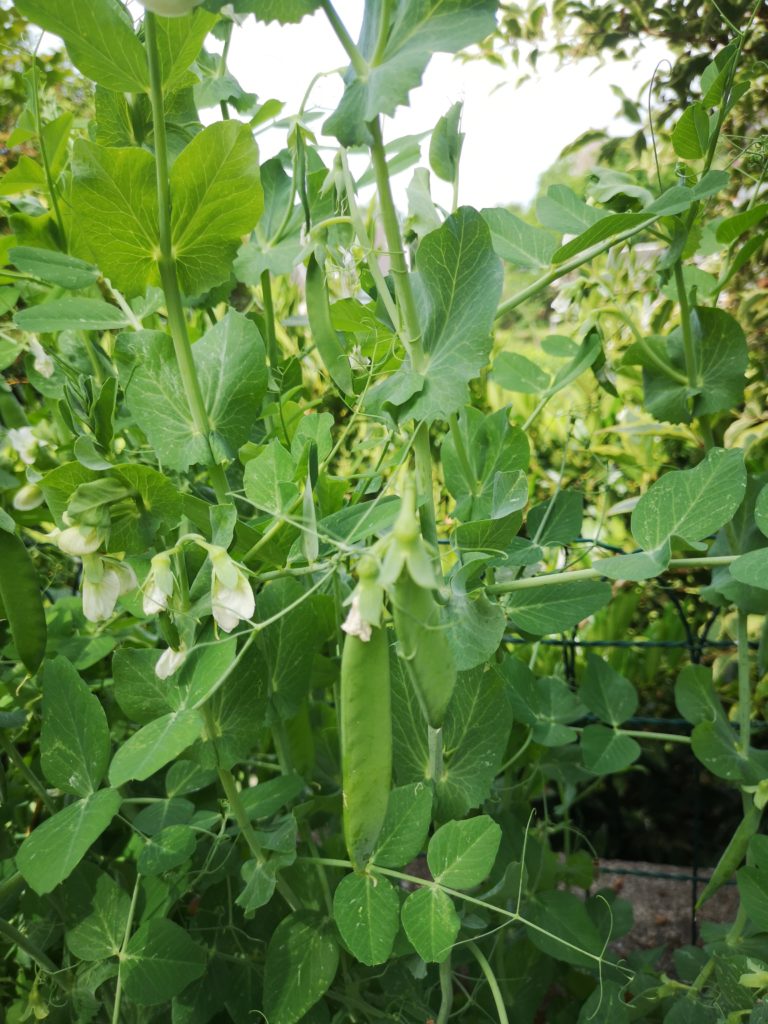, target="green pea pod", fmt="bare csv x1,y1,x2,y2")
696,801,763,909
392,573,456,729
0,531,47,674
305,254,354,396
341,625,391,870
